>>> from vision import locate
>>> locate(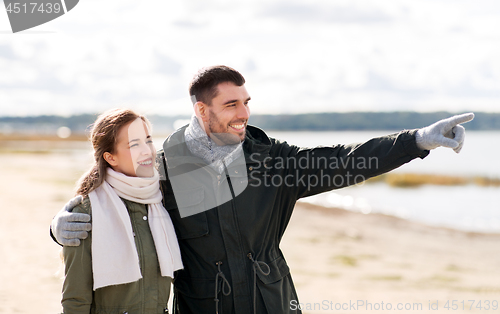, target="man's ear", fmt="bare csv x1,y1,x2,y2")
103,152,118,166
195,101,209,122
